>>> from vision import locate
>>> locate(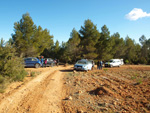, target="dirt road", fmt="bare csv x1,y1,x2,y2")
0,66,70,113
